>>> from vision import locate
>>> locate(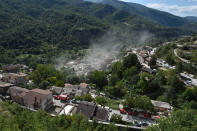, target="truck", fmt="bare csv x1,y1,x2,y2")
54,95,69,101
